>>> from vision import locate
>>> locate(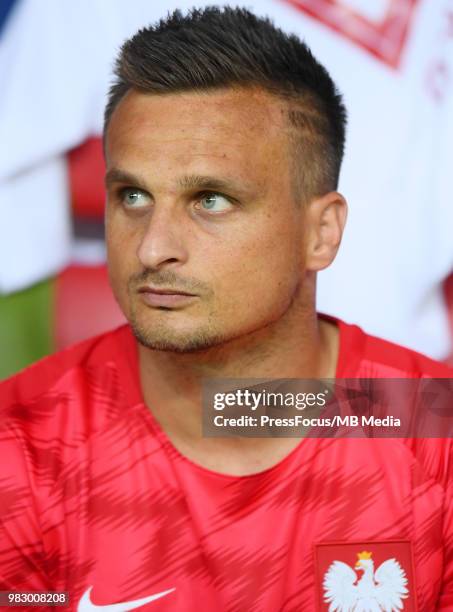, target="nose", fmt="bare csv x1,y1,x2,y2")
137,204,189,270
